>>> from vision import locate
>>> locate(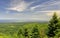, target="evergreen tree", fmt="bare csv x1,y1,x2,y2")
31,25,40,38
47,12,59,38
17,28,24,38
24,28,29,38
56,17,60,38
